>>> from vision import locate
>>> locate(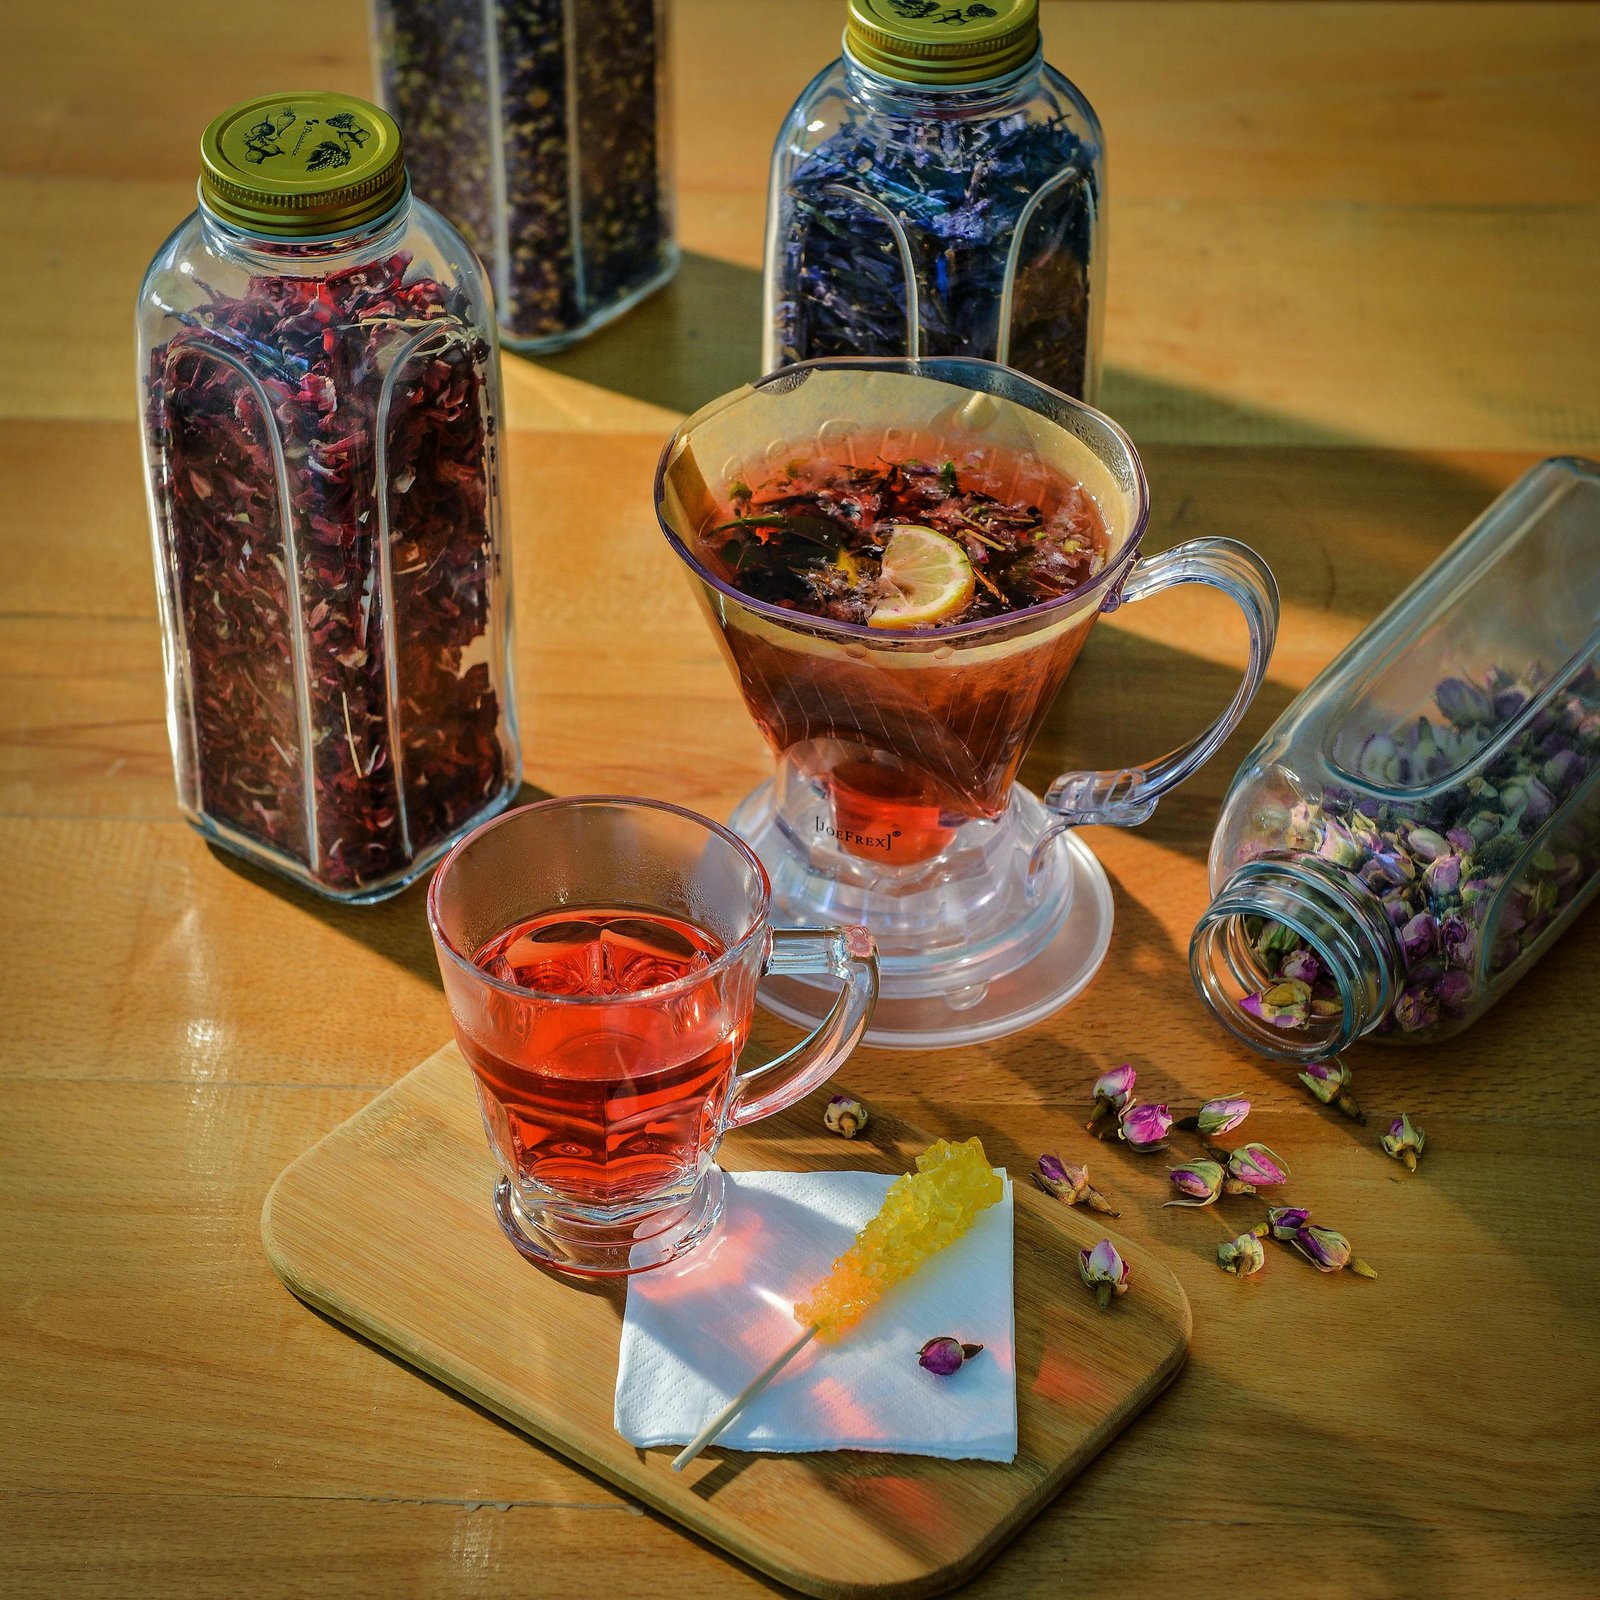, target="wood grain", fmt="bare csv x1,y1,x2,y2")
5,1,1600,1595
262,1046,1191,1598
